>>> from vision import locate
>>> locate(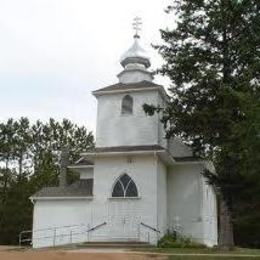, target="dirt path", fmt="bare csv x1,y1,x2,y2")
0,248,167,260
1,247,260,259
